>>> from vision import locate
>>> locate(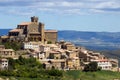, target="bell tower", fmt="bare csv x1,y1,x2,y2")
31,16,38,22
